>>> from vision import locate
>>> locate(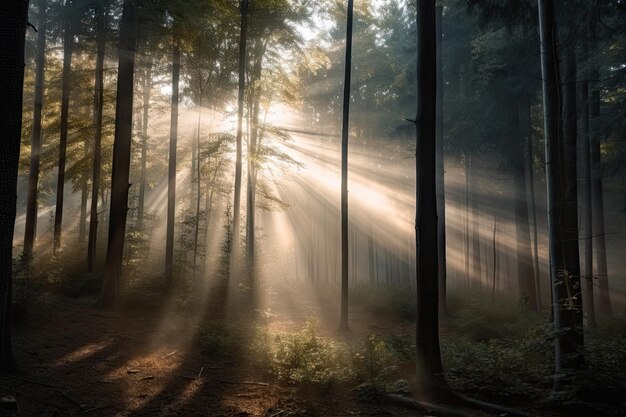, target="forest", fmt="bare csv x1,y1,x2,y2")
1,0,626,416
